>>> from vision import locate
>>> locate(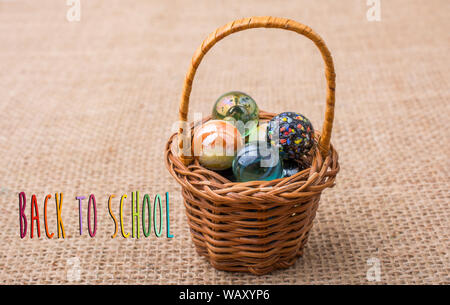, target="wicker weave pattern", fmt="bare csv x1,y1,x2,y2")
165,17,340,275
